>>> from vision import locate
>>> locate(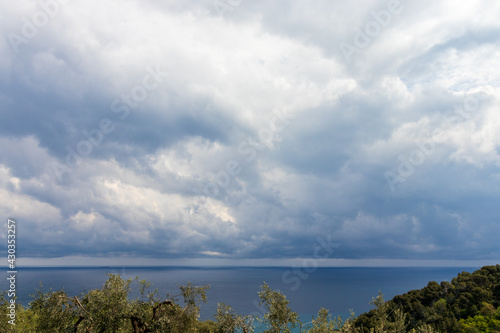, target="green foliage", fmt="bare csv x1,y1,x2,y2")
309,307,347,332
365,292,406,333
215,303,238,332
459,306,500,332
179,281,210,319
258,282,299,333
132,279,210,333
214,302,254,333
78,274,133,332
198,319,217,332
28,284,77,332
408,323,438,333
354,265,500,333
0,274,213,332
